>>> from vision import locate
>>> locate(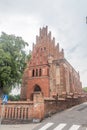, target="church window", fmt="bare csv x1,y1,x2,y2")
36,69,38,76
44,47,46,50
32,69,35,77
47,68,49,76
39,68,42,76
